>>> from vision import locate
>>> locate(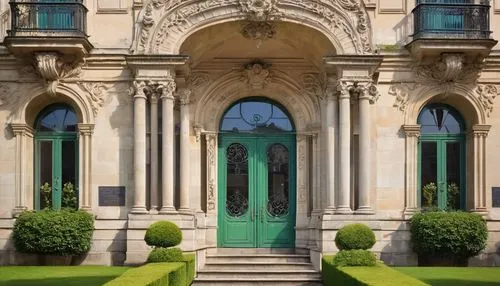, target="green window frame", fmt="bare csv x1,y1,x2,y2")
417,104,466,210
34,104,79,210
